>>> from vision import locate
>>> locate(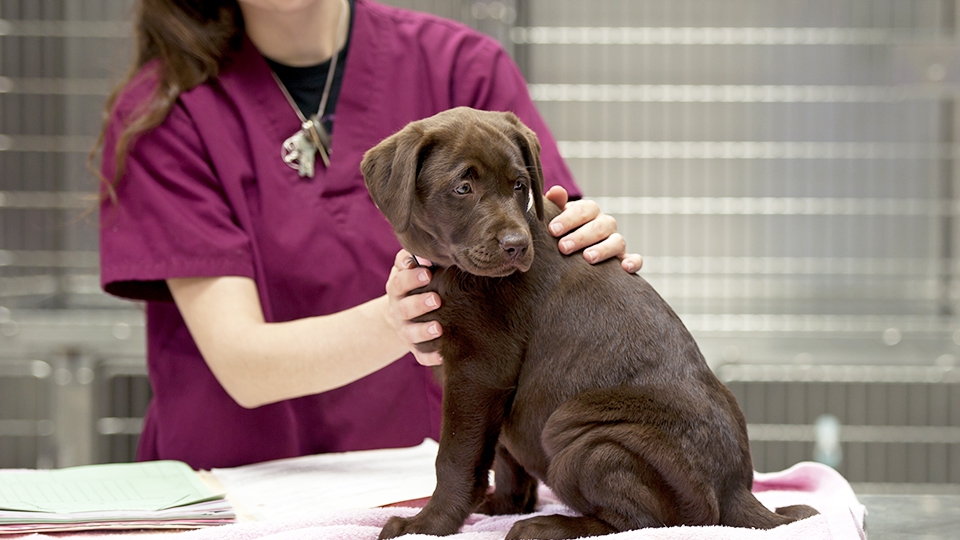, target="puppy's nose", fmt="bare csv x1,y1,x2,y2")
499,233,530,260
